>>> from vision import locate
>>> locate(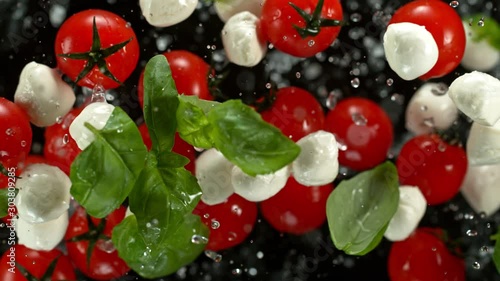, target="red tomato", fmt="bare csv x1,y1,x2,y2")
44,107,82,175
138,50,213,109
388,227,465,281
0,154,49,188
260,0,343,57
397,134,467,205
138,123,196,174
0,98,32,169
0,244,76,281
389,0,466,80
55,9,140,89
261,86,325,142
65,206,129,280
325,97,393,171
193,194,258,251
260,176,333,234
